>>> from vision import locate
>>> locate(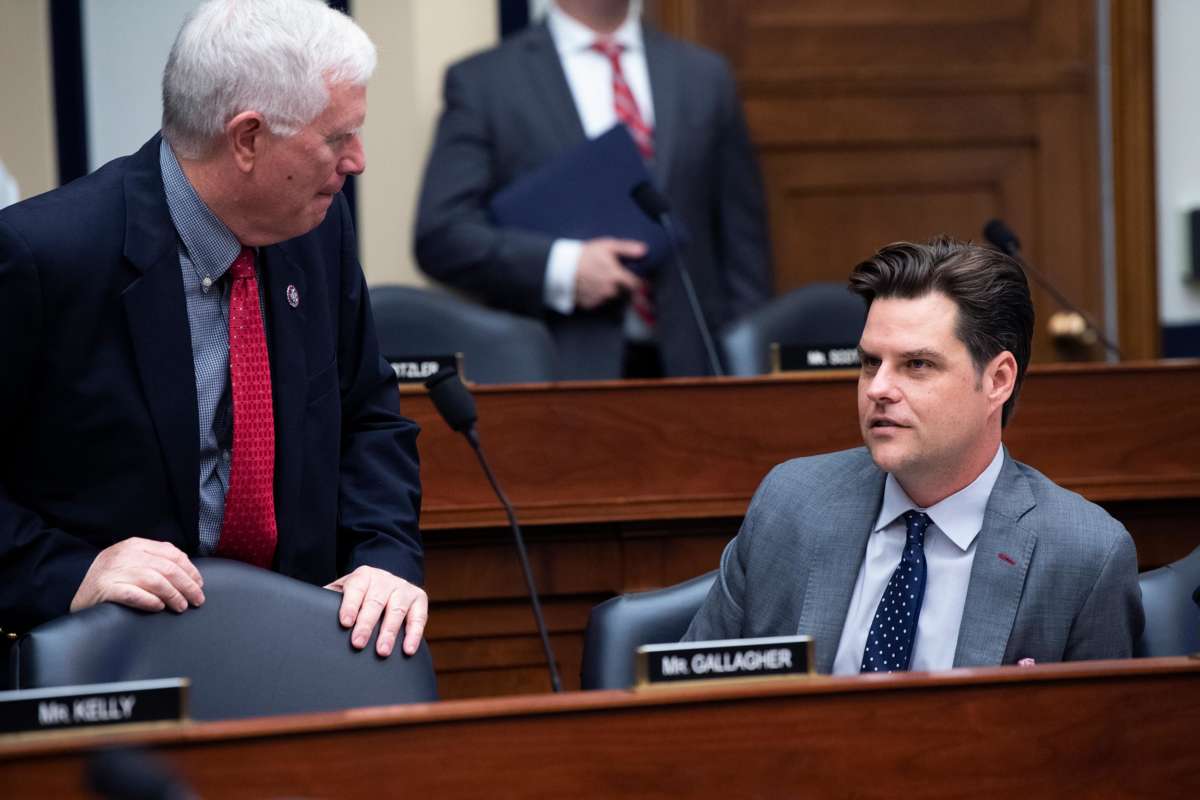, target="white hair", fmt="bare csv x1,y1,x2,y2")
162,0,376,157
